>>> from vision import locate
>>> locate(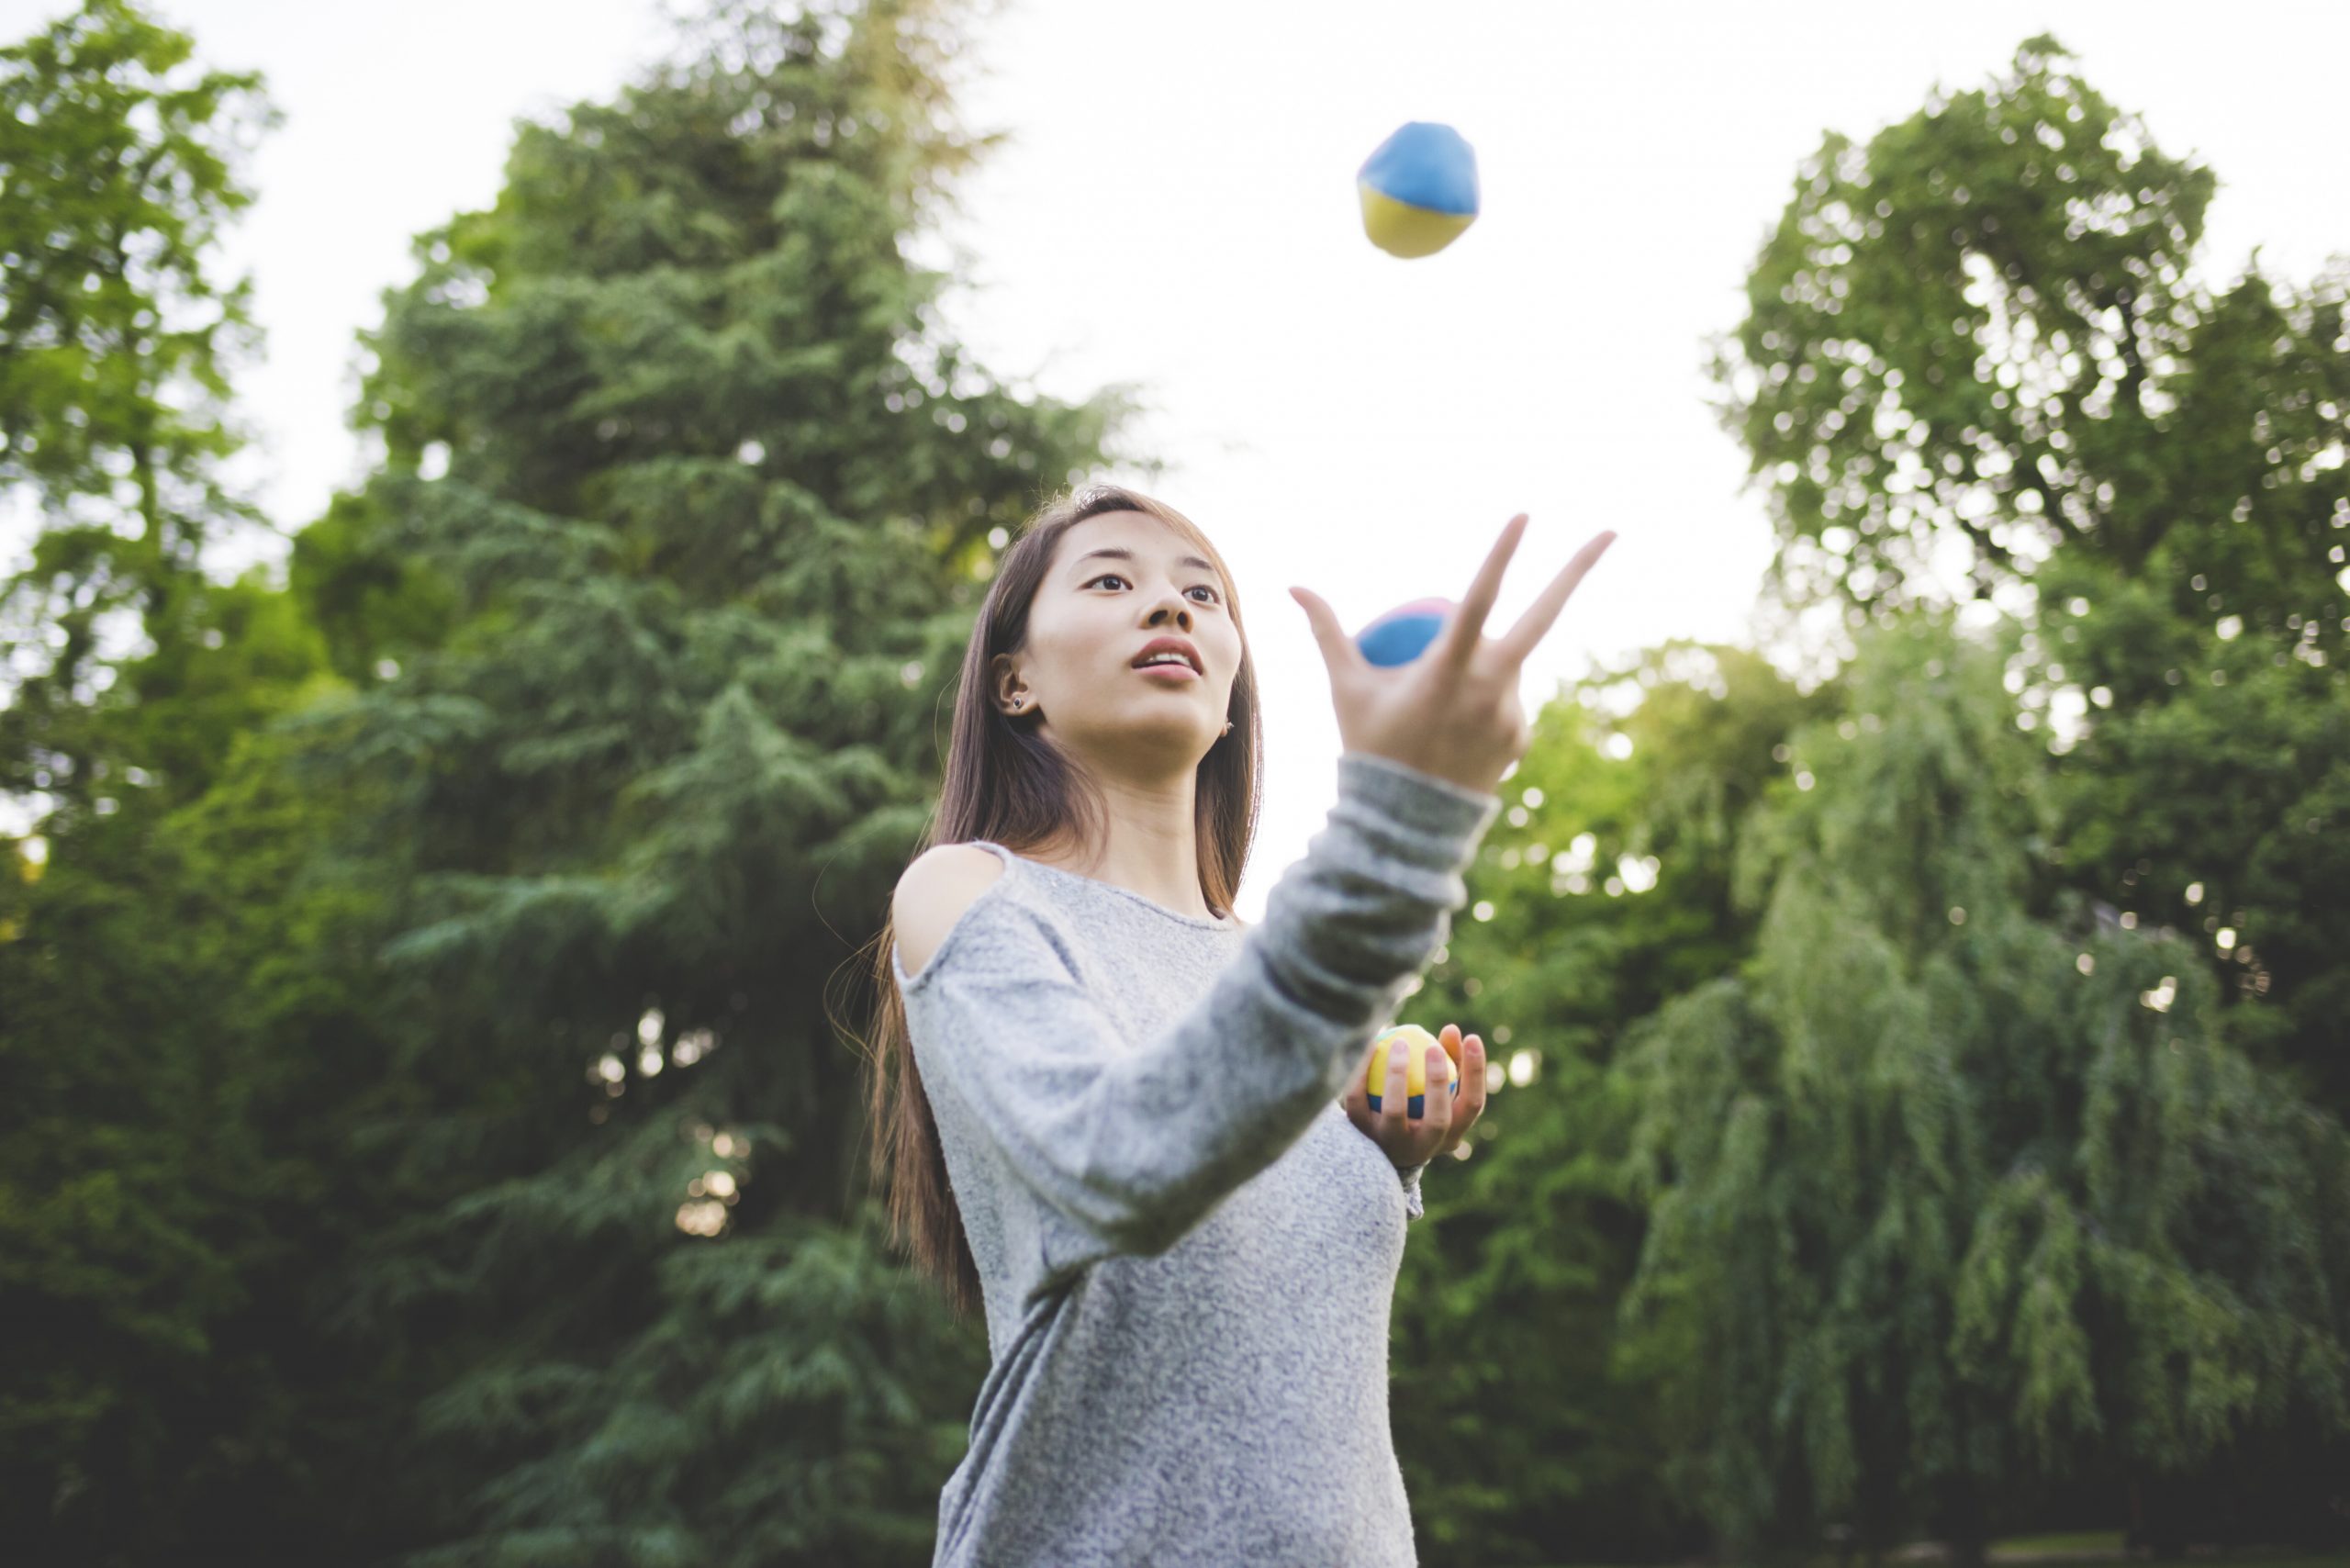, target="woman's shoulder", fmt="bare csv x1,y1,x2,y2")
892,842,1014,983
